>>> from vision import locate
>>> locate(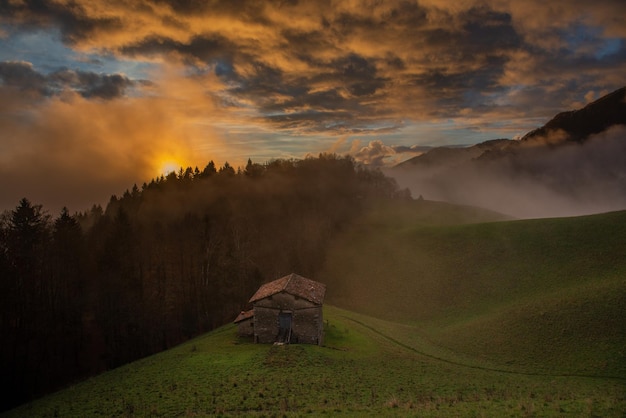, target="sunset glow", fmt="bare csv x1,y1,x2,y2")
0,0,624,212
158,160,182,177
